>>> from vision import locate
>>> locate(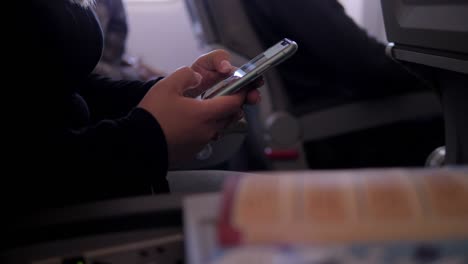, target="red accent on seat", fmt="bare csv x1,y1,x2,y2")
264,148,299,160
